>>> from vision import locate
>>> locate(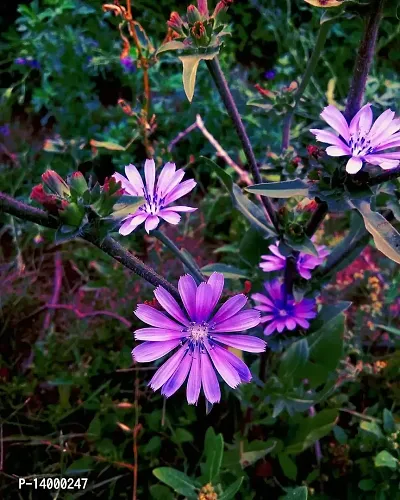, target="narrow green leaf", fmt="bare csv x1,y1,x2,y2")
204,427,224,482
152,468,199,498
382,409,396,434
180,53,217,102
278,453,298,481
374,450,398,470
108,196,144,220
352,199,400,264
246,179,309,198
90,139,125,151
240,441,277,467
374,323,400,337
219,477,244,500
278,338,309,381
201,263,249,279
156,40,187,55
